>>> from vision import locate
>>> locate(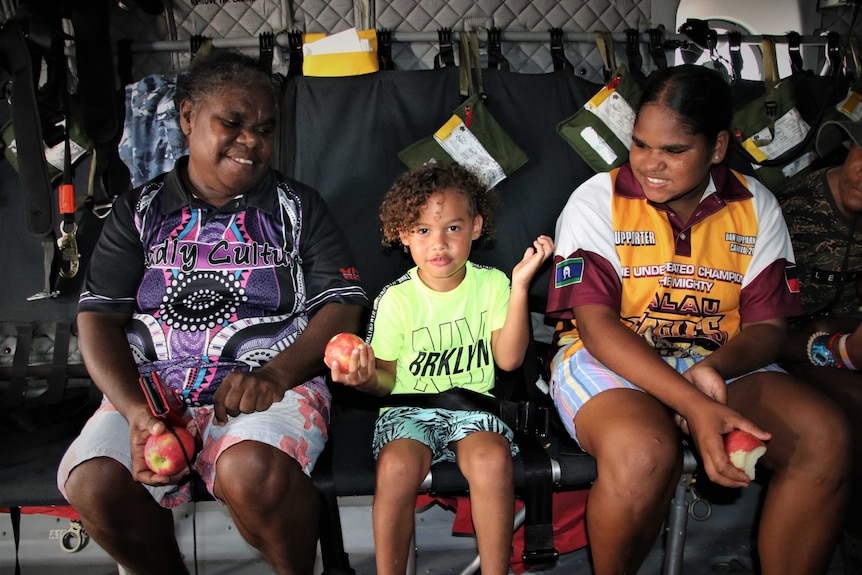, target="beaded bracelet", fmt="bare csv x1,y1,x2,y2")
837,333,858,370
807,331,835,367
